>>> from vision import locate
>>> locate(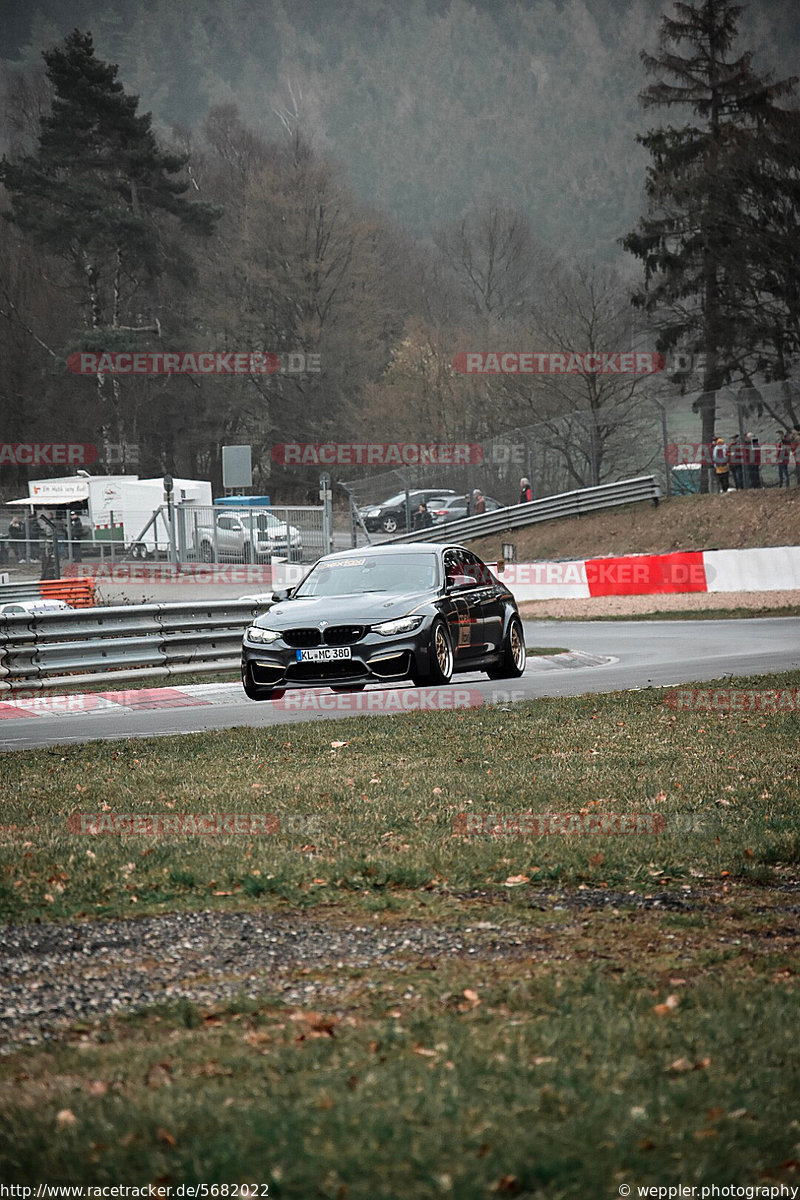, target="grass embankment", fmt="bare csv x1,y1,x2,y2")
472,488,800,563
1,672,799,1193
